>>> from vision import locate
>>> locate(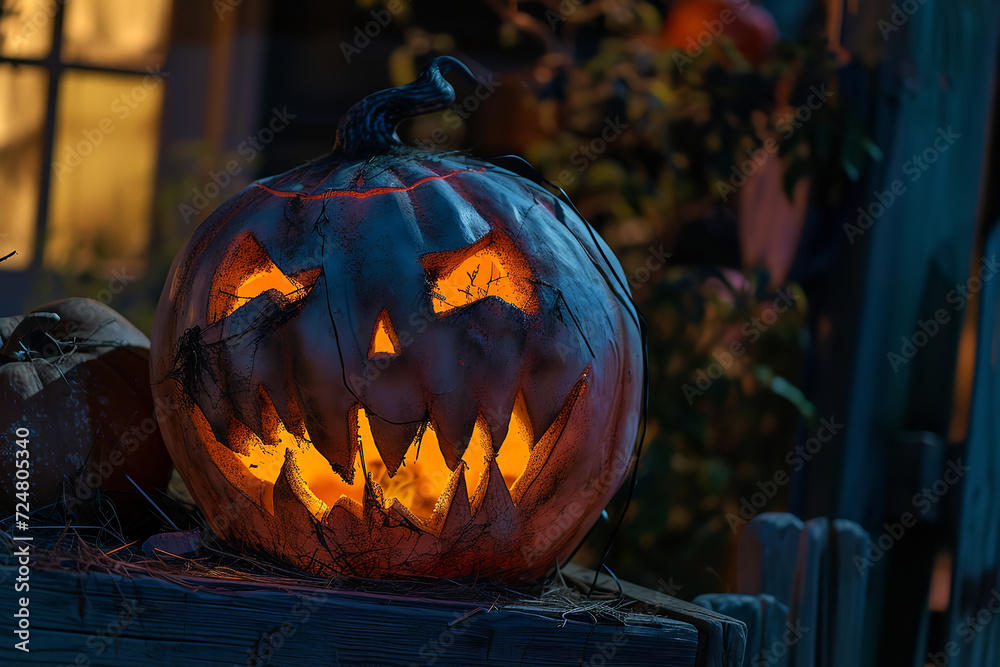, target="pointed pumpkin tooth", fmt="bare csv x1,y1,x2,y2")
230,385,276,445
480,384,520,451
324,495,364,526
218,321,304,441
214,326,280,443
192,393,246,454
188,401,272,510
255,332,307,438
365,410,422,477
521,361,587,446
295,387,357,484
494,390,533,458
455,416,491,506
265,329,309,438
511,367,589,504
261,384,305,448
183,337,245,452
495,444,531,495
273,448,329,521
436,467,472,539
429,392,478,469
288,339,358,481
270,379,307,440
471,458,516,523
